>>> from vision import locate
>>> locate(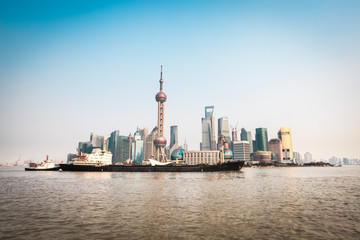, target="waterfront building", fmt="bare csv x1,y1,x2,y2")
153,65,168,162
253,151,272,163
183,150,220,165
343,158,349,165
201,106,216,150
255,128,269,151
233,141,250,162
293,152,302,164
240,128,253,154
218,117,231,145
138,128,148,161
268,138,283,162
144,127,157,161
77,132,104,155
131,129,143,164
90,132,104,150
278,127,293,161
304,152,312,163
252,140,257,152
170,125,178,149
